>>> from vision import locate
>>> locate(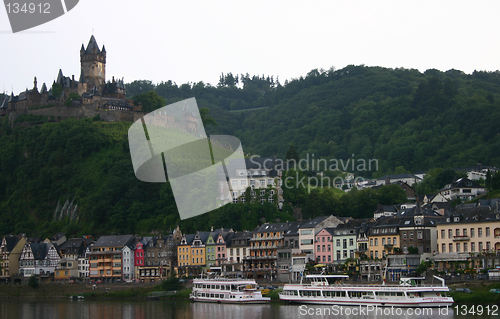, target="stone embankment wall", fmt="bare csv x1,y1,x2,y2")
8,104,144,127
